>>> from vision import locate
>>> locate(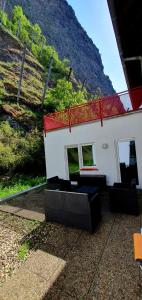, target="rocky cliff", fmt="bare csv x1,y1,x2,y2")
6,0,115,95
